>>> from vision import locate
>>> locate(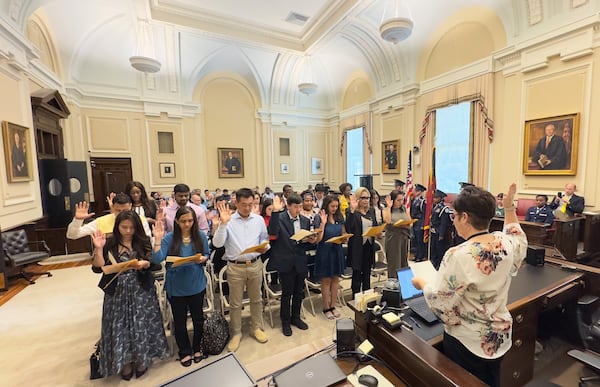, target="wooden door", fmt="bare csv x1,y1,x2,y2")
90,158,132,215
